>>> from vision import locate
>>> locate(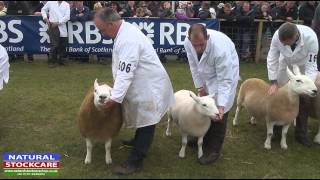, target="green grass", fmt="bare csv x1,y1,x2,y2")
0,60,320,179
